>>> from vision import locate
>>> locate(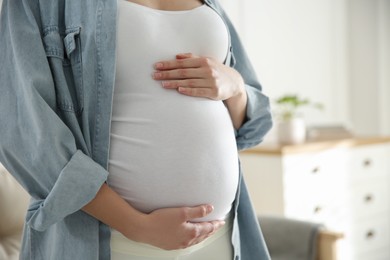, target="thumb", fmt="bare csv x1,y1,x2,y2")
184,204,214,220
